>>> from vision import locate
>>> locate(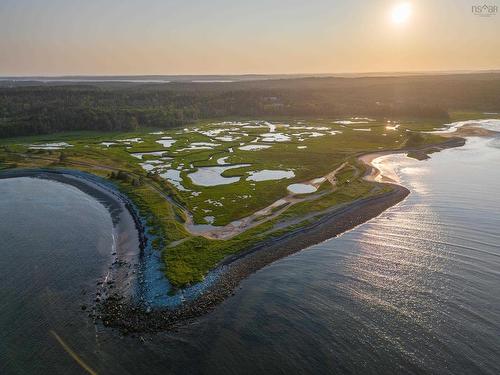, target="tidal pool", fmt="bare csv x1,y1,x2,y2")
188,164,250,186
260,133,291,142
156,138,177,148
1,132,500,375
204,216,215,224
238,144,271,151
217,156,229,165
215,136,239,142
139,160,167,172
131,151,168,159
247,169,295,182
177,142,221,152
385,124,400,130
29,142,73,150
117,138,142,143
101,142,118,147
190,142,221,147
287,183,317,194
159,169,188,191
293,132,325,138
